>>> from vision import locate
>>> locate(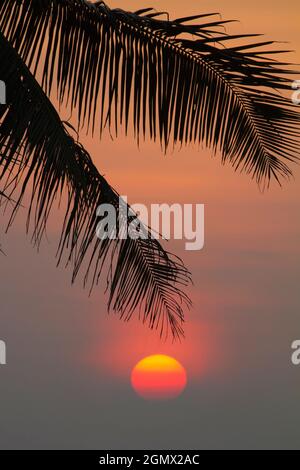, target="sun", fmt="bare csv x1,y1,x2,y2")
131,354,187,400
